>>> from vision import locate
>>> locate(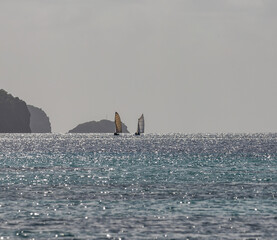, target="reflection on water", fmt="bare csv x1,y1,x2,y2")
0,133,277,239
